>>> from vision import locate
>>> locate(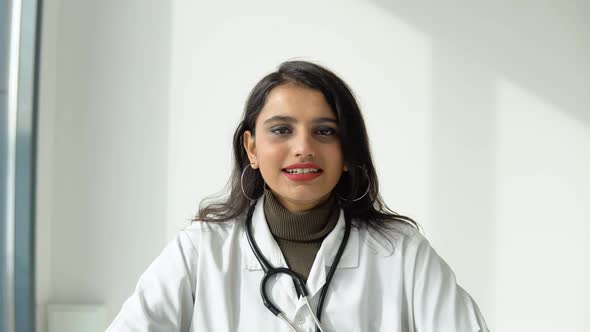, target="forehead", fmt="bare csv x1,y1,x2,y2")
257,84,336,123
